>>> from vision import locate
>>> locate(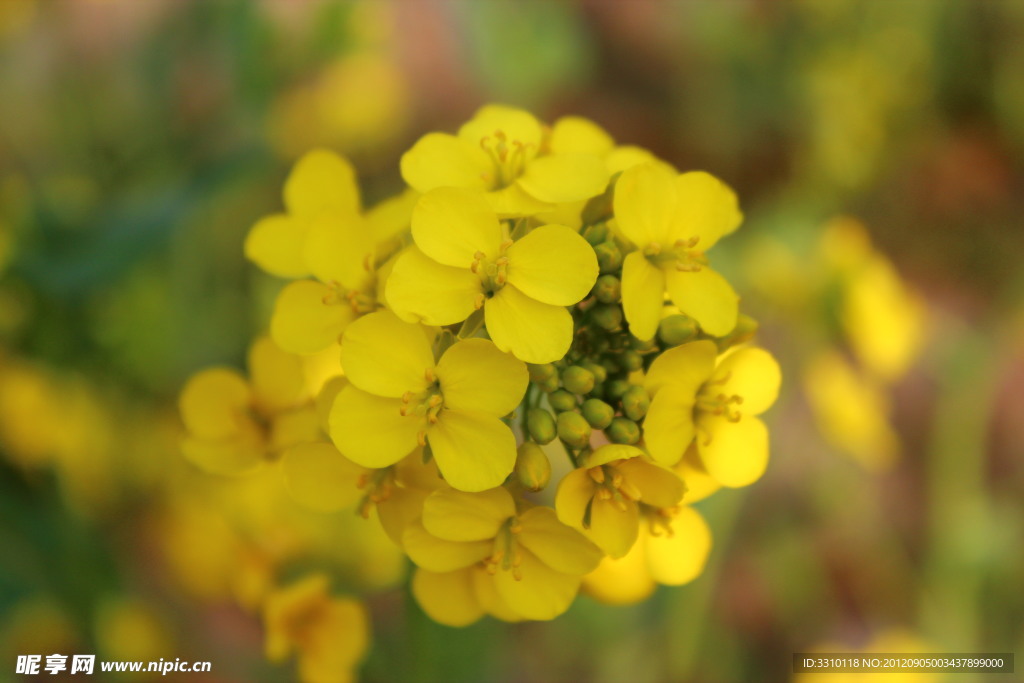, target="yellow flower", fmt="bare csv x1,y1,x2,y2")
179,337,321,475
400,104,610,216
583,505,712,605
386,186,598,363
643,340,781,486
245,149,361,279
247,149,417,355
329,311,527,492
263,574,369,683
555,445,684,558
404,487,602,622
803,351,899,470
614,162,743,340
